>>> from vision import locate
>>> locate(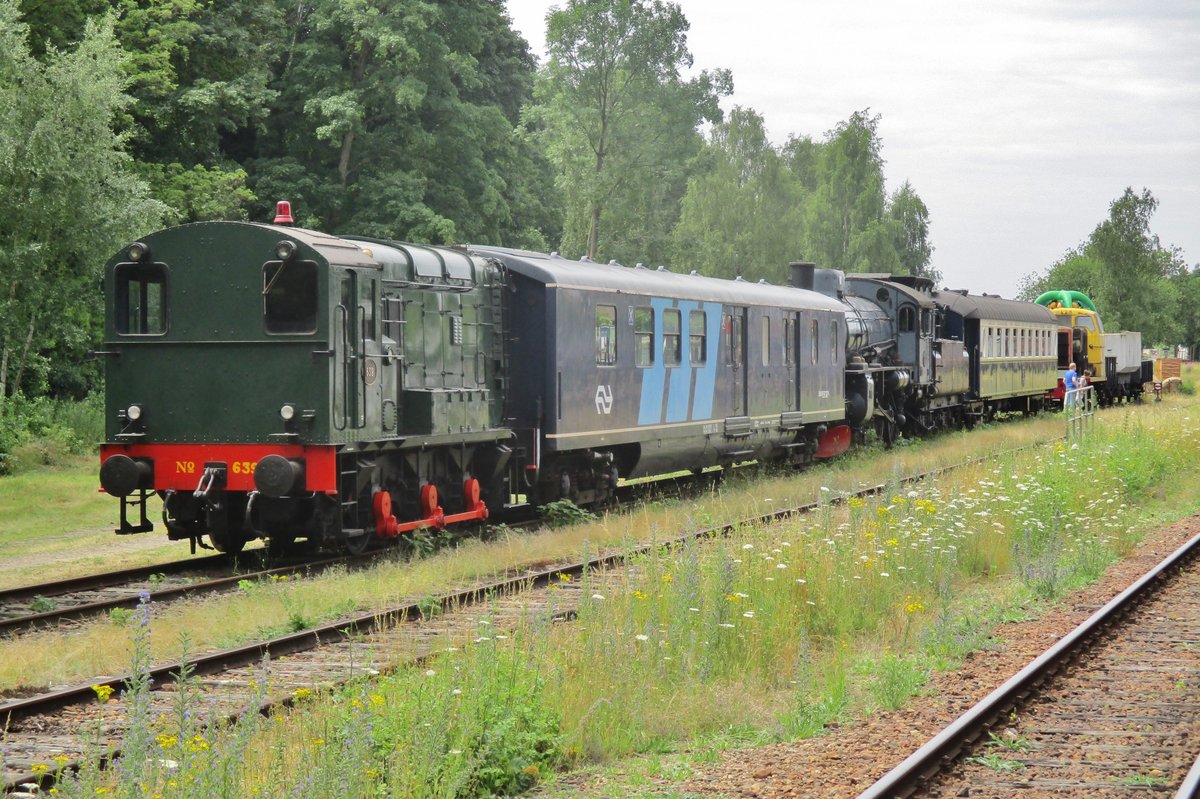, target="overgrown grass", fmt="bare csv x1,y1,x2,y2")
32,393,1200,798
